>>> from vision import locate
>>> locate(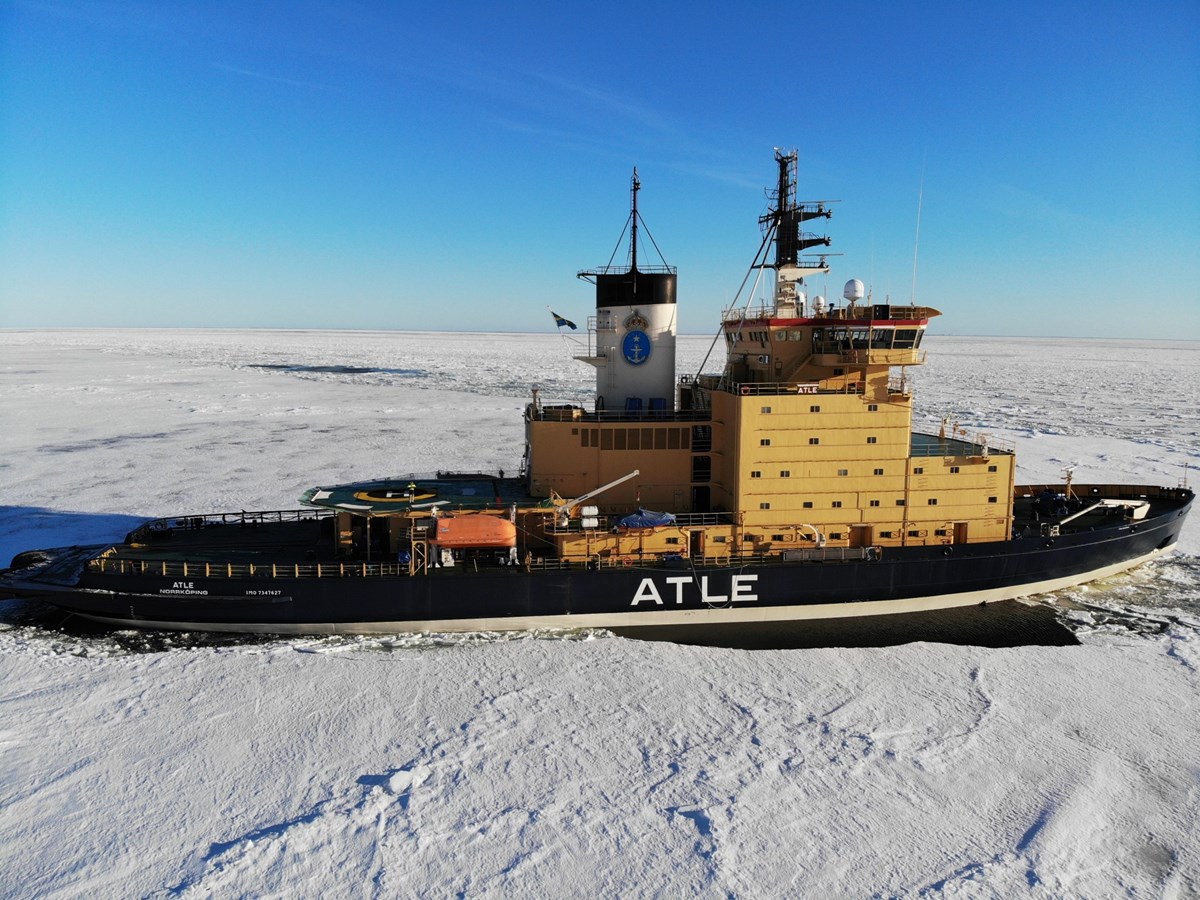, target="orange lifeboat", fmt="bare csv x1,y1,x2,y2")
430,516,516,549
